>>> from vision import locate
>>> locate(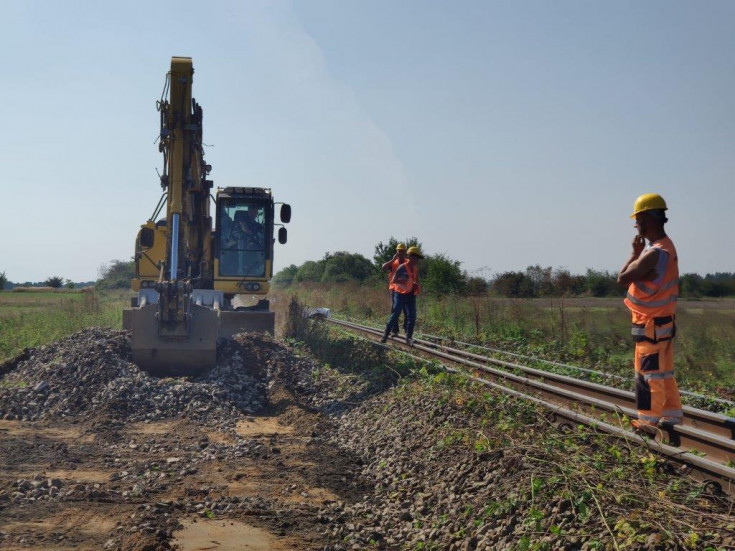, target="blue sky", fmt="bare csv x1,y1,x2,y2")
1,0,733,283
